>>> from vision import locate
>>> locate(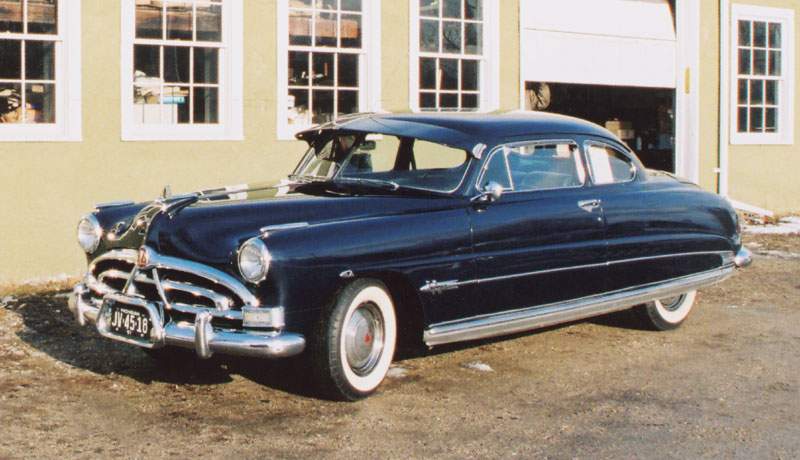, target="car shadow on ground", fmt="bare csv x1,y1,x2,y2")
6,292,323,398
6,290,650,399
